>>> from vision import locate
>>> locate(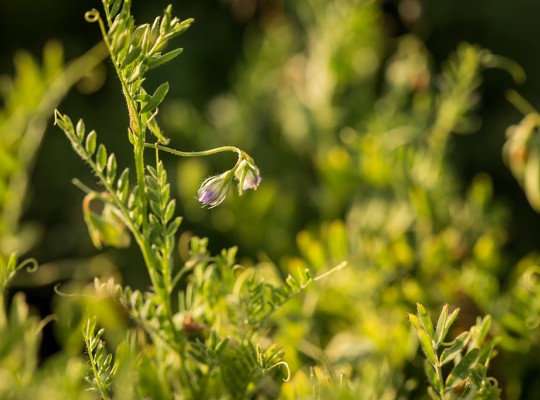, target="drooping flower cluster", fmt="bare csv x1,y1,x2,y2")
197,156,261,208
